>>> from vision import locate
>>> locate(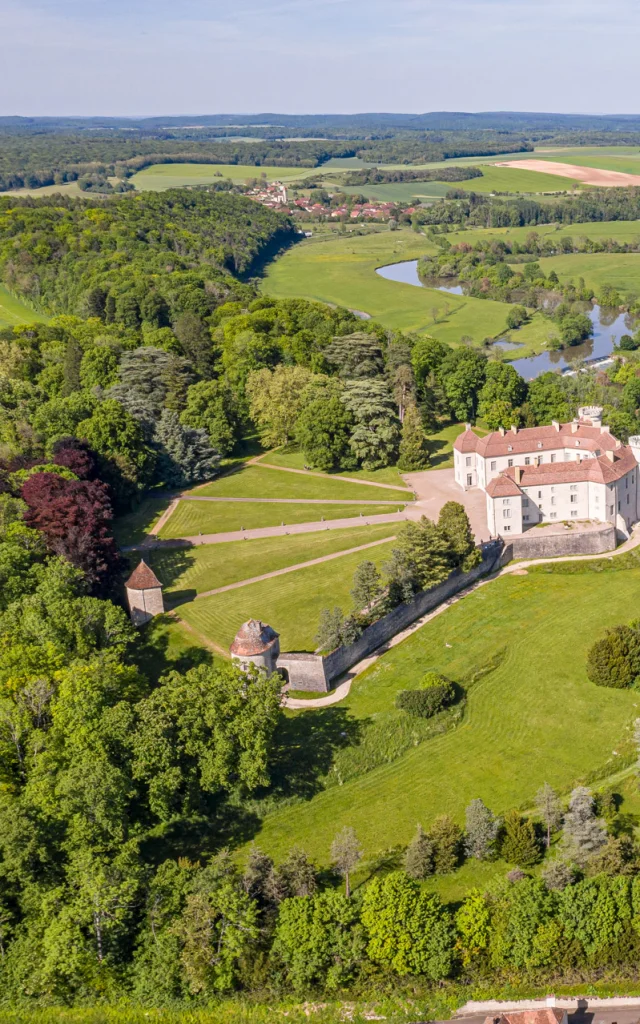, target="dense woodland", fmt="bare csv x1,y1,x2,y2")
5,182,640,1010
